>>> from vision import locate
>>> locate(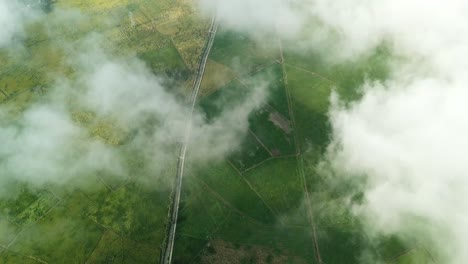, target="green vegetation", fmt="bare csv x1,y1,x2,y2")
244,158,303,219
249,109,296,156
138,45,190,81
210,30,279,76
192,162,275,224
199,79,252,121
392,248,434,264
229,133,271,172
86,230,160,263
0,0,206,263
0,1,428,263
174,27,421,263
